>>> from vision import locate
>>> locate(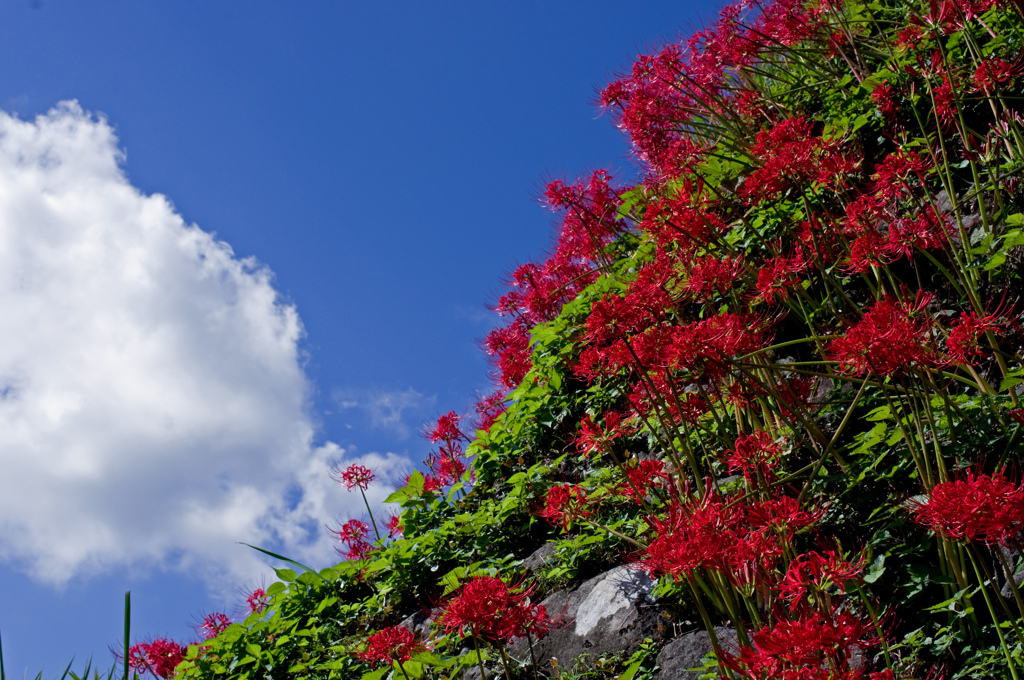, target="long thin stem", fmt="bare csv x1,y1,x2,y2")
359,488,381,542
123,591,131,680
